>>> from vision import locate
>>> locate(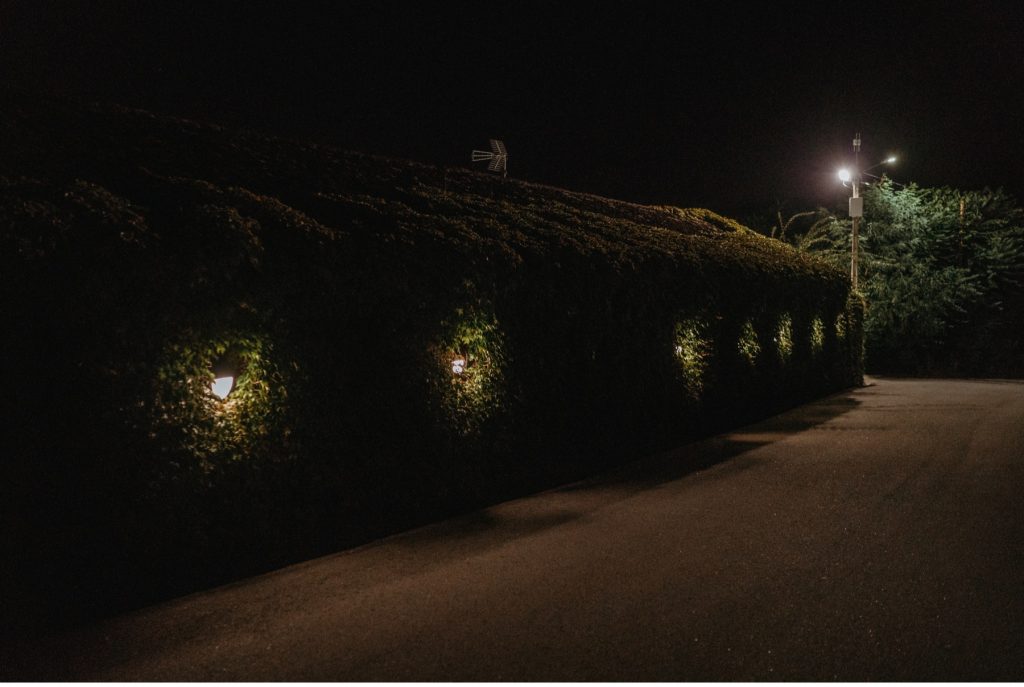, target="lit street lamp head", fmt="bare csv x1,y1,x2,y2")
839,157,895,185
839,136,898,292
